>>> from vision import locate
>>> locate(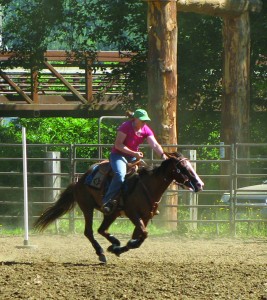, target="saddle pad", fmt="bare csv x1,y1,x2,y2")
85,161,111,189
84,165,100,188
